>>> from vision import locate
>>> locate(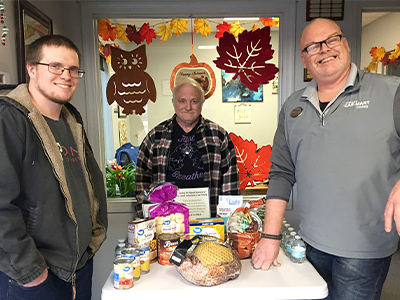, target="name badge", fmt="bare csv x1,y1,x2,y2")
290,107,303,118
